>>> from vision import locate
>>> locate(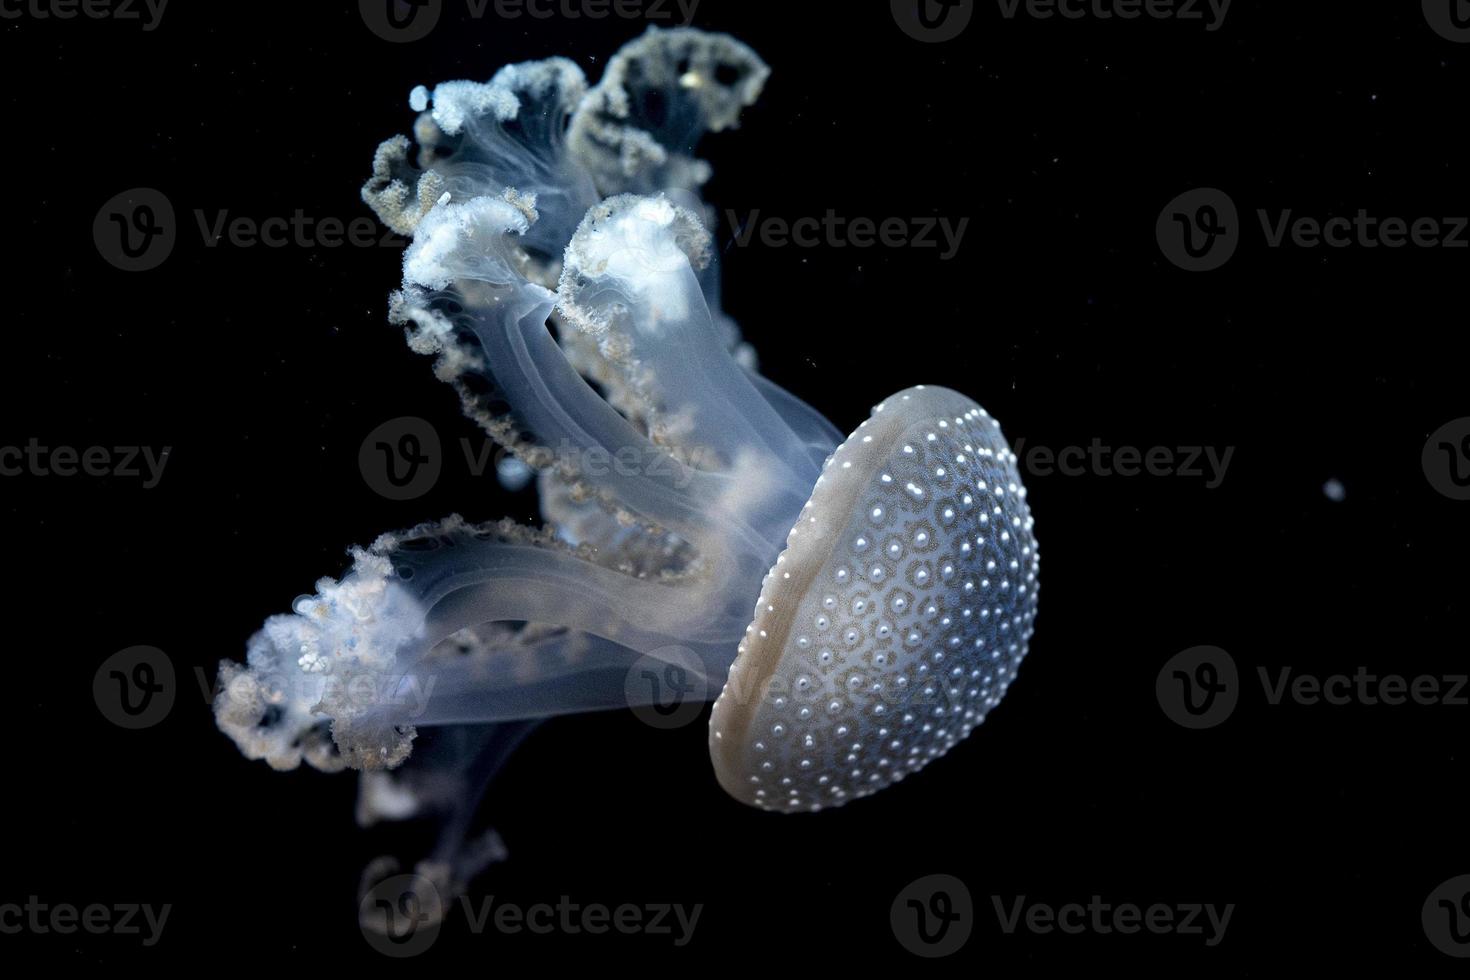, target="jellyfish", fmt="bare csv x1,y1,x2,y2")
215,27,1040,911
